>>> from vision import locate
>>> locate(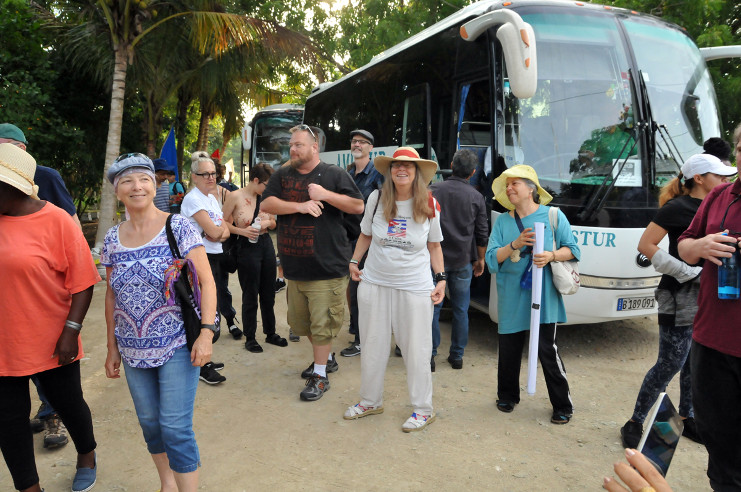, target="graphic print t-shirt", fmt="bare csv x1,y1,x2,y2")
180,187,223,254
360,190,443,292
262,162,363,280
